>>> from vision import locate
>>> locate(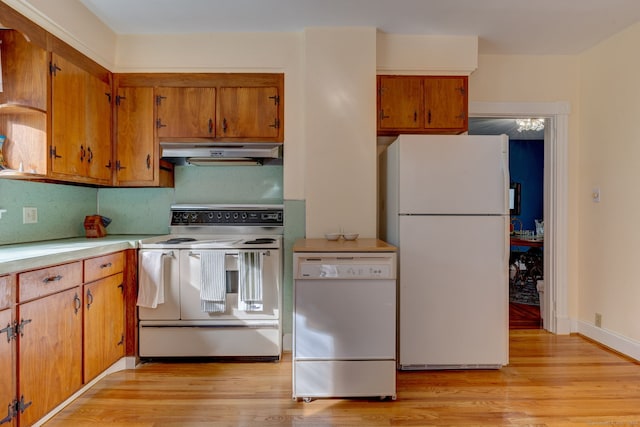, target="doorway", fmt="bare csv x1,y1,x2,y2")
468,101,571,335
